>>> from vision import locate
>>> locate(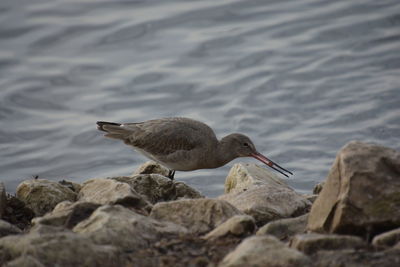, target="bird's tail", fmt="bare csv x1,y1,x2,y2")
96,121,131,140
